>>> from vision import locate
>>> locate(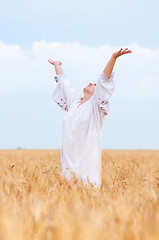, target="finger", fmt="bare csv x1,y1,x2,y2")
121,50,132,55
48,59,53,63
121,48,128,53
125,50,132,54
119,48,123,53
123,49,132,53
121,48,131,55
